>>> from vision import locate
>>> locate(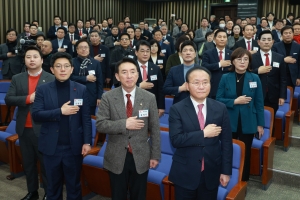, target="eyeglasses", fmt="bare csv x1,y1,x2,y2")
120,38,129,41
235,58,249,63
54,65,72,69
189,81,210,87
